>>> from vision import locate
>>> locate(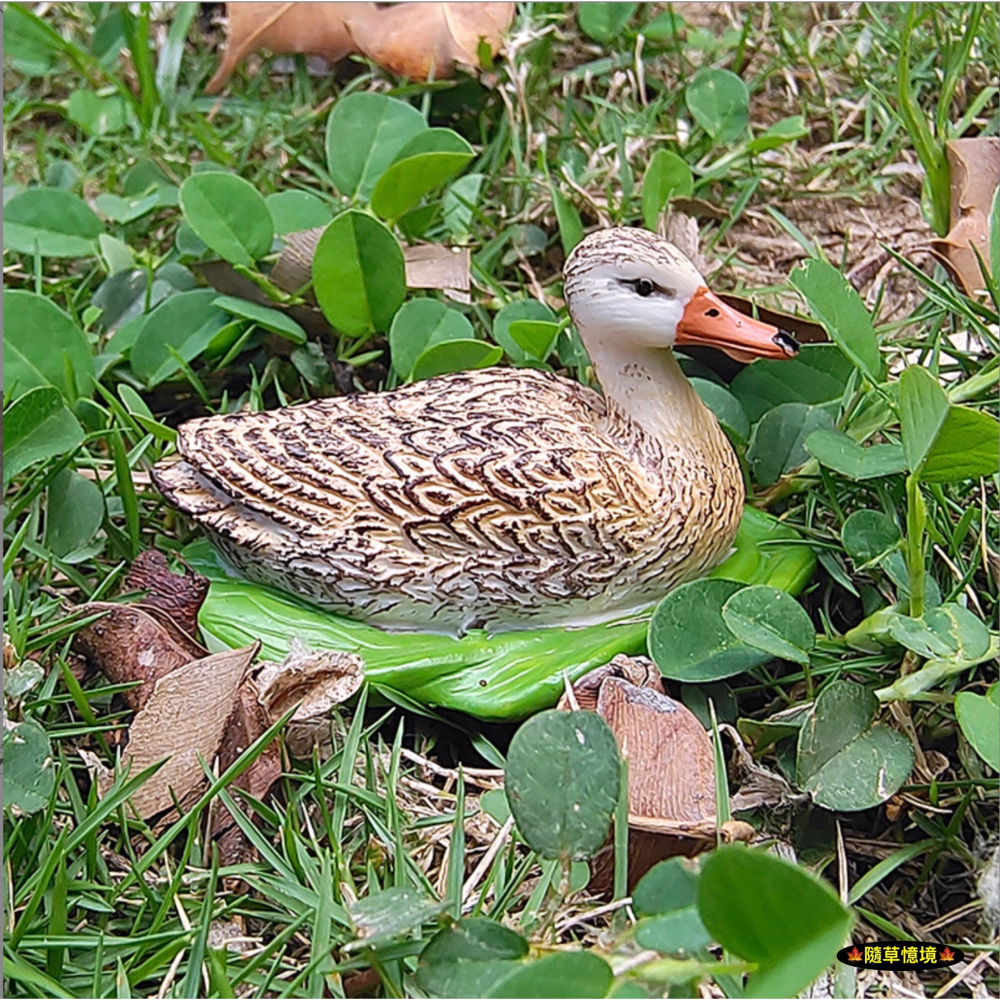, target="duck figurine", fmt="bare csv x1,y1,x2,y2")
153,228,798,634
